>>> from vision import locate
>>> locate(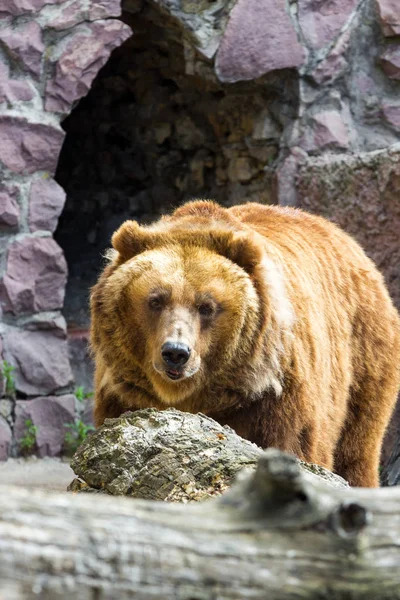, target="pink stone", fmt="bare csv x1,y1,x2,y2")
47,0,89,30
47,0,122,30
15,395,76,457
1,0,65,17
8,80,34,101
0,22,44,79
29,177,66,232
0,187,20,228
381,46,400,79
88,0,122,19
301,111,350,152
0,417,11,461
215,0,305,83
376,0,400,36
0,62,34,104
0,116,64,174
311,28,351,85
2,236,67,315
298,0,359,49
5,330,73,395
296,149,400,312
382,102,400,131
45,20,132,114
